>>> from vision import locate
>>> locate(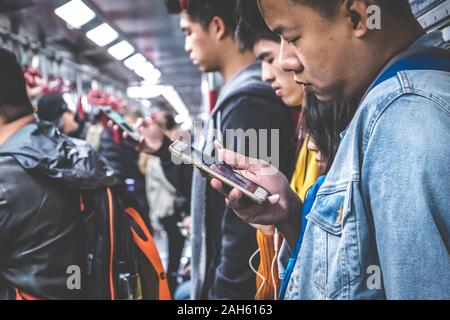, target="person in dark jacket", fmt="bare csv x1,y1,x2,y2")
99,113,150,225
0,48,116,299
130,0,296,300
